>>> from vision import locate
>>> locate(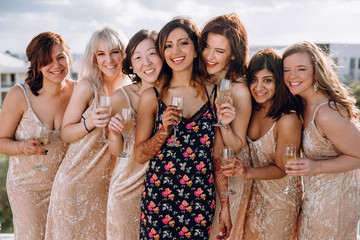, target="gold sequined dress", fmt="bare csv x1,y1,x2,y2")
209,144,252,240
45,86,115,240
6,83,68,240
106,88,148,240
243,122,303,240
298,101,360,240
